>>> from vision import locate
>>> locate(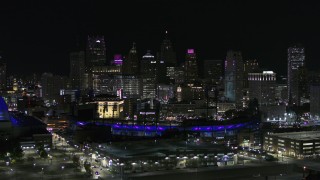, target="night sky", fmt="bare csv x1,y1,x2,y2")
1,0,320,76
